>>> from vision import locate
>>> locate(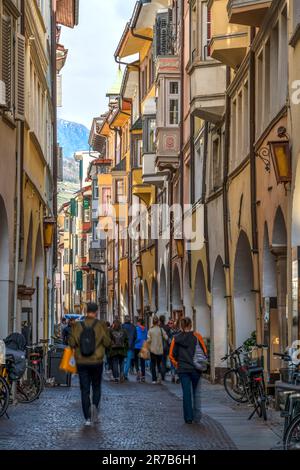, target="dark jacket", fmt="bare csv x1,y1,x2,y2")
69,318,111,366
169,331,207,374
122,322,137,351
109,328,129,358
